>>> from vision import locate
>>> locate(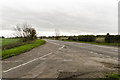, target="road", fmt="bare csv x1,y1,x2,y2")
2,39,119,78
